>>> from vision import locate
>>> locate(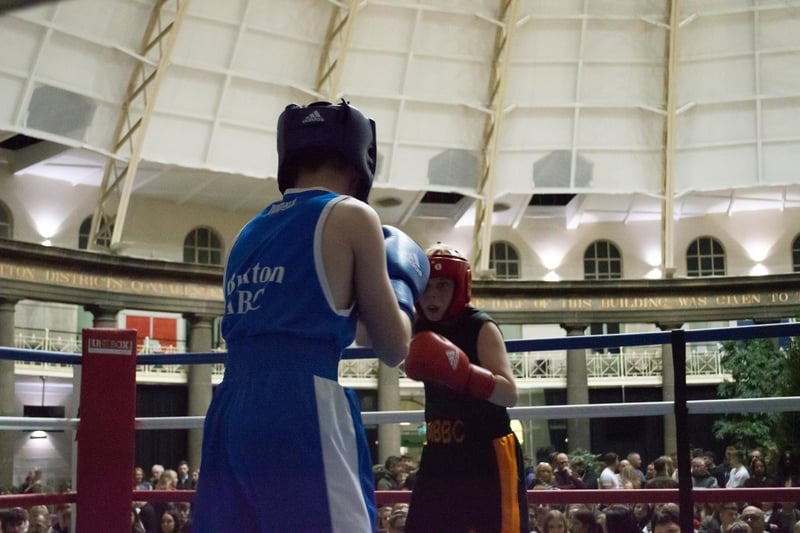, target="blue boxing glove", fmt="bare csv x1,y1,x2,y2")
382,226,430,321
